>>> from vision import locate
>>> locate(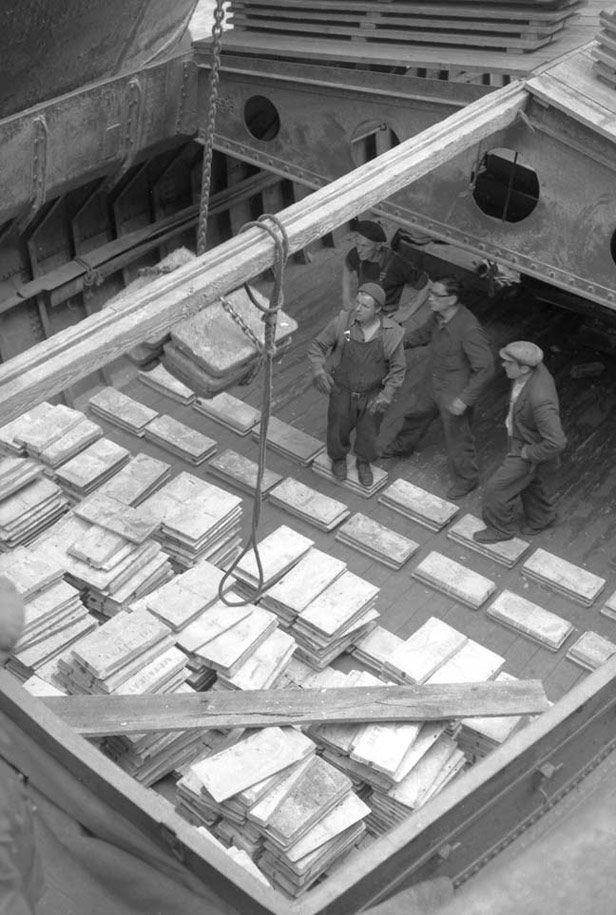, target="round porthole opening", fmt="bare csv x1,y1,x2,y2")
244,96,280,141
472,147,539,223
